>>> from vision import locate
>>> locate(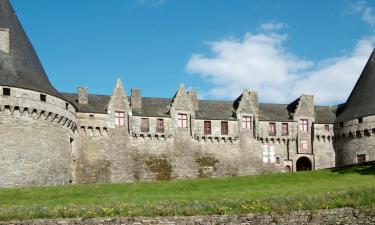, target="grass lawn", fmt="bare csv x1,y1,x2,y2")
0,162,374,221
